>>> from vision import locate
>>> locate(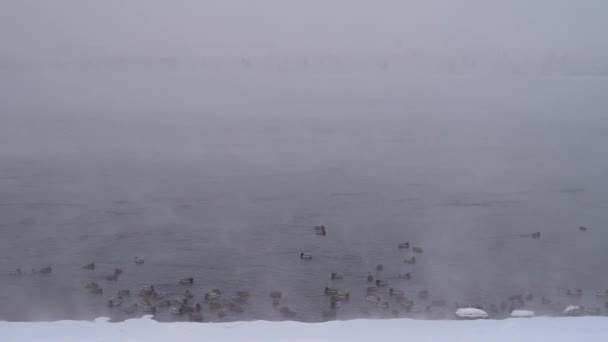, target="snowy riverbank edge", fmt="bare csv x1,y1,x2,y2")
2,316,607,342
